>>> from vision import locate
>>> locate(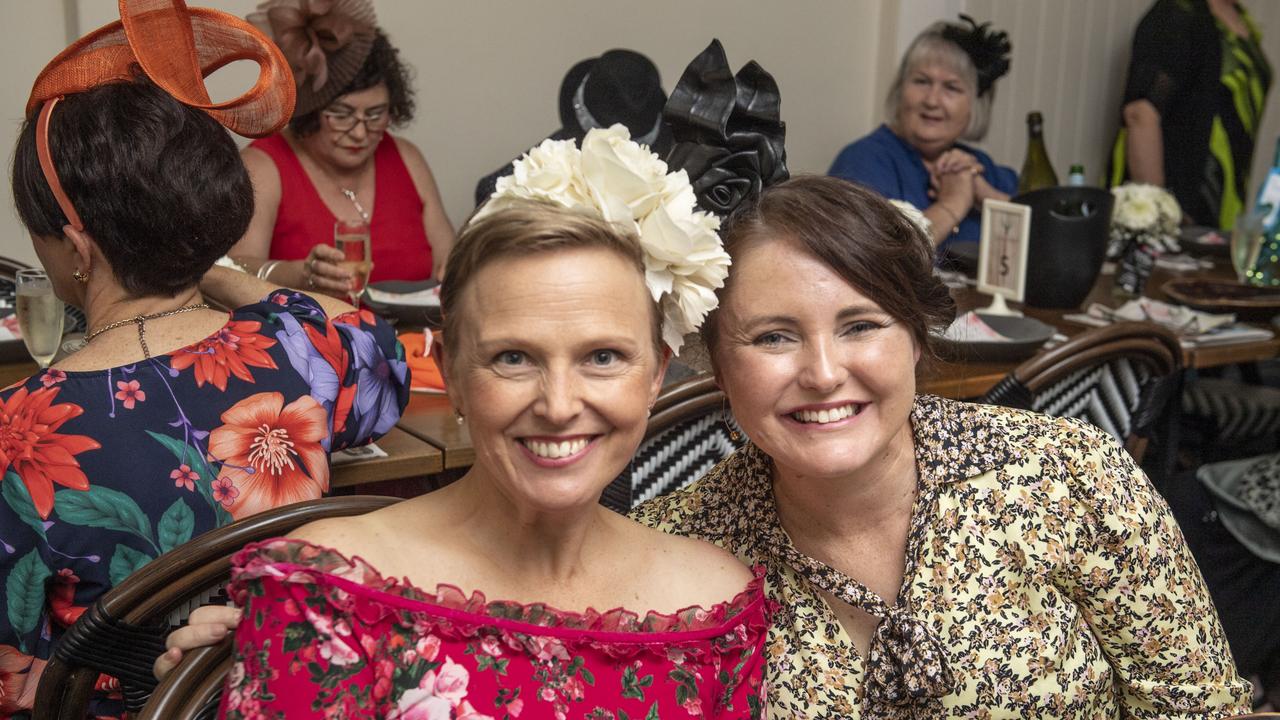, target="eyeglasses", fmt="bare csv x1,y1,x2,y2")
320,108,391,134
